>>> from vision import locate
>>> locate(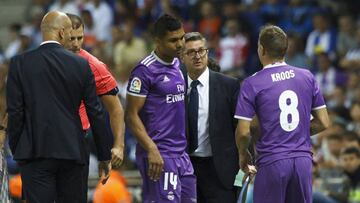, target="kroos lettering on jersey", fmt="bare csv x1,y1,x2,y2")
263,62,296,82
271,70,295,82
